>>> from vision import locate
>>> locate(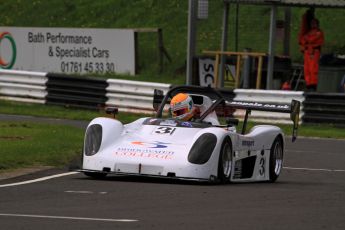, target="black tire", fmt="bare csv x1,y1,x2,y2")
217,136,232,183
84,172,107,179
269,136,284,182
